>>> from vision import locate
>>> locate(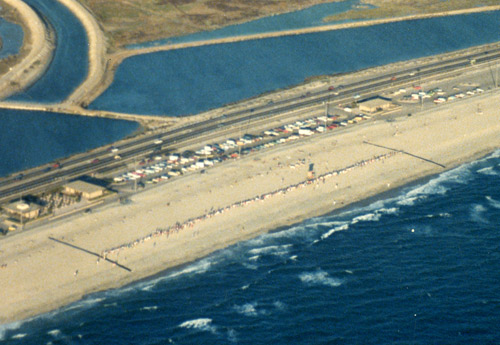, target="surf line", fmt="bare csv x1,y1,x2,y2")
48,236,132,272
363,141,446,169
